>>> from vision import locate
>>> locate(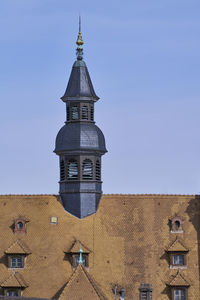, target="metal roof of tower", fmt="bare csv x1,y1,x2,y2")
61,18,99,102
